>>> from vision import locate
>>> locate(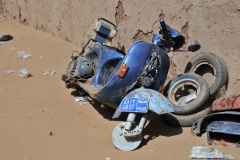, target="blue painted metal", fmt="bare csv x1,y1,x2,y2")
81,41,170,109
166,25,185,50
113,88,174,118
152,34,161,45
153,25,184,50
193,111,240,136
207,121,240,135
70,19,186,110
